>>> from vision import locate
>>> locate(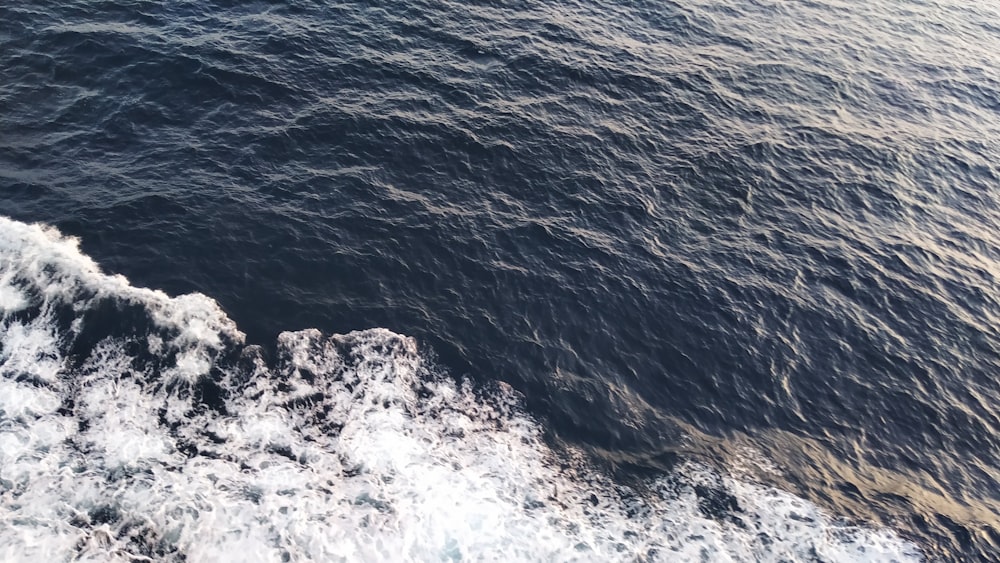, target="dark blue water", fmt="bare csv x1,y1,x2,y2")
2,0,998,560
